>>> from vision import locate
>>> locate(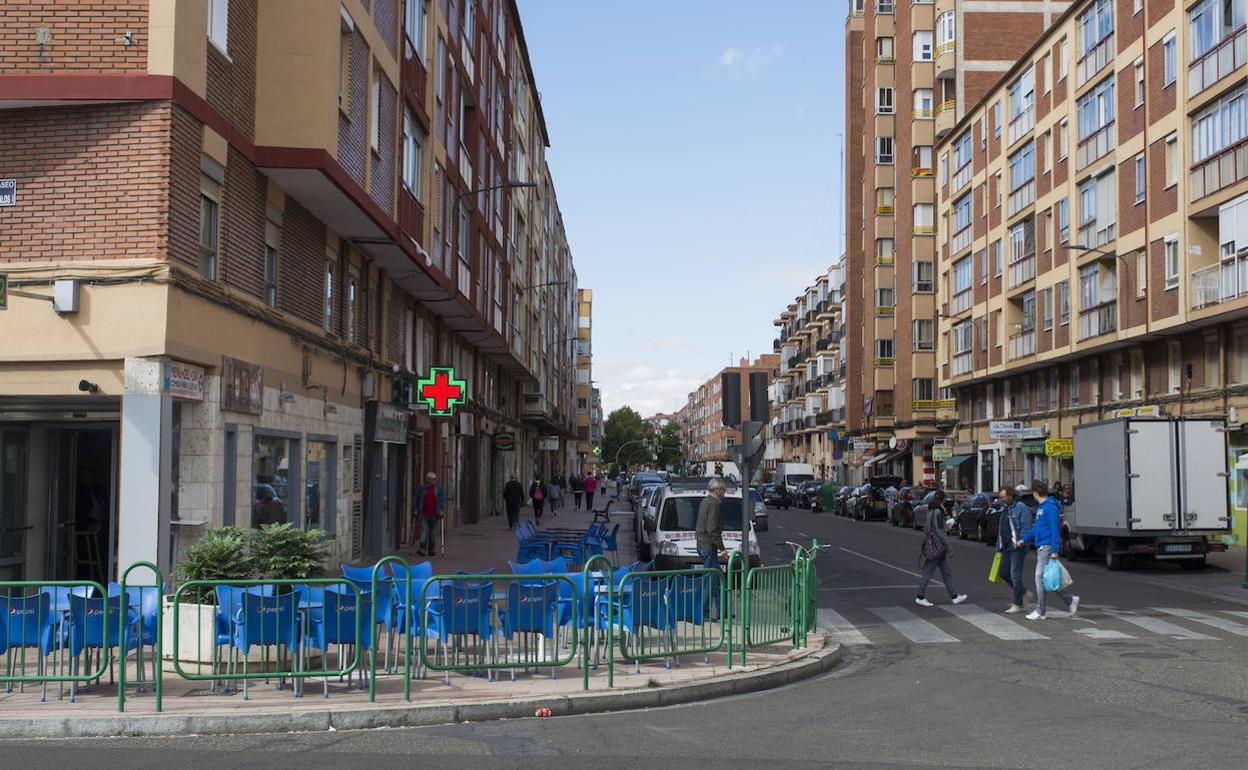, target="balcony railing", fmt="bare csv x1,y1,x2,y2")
876,204,895,215
951,224,972,253
952,351,973,376
935,42,955,59
1008,330,1036,360
1008,255,1035,289
1192,249,1248,309
913,224,936,235
912,167,935,178
1007,179,1035,217
913,106,934,119
1190,138,1248,201
935,99,956,116
875,357,895,367
951,287,973,314
1189,26,1247,98
951,162,972,192
1078,300,1117,339
1076,122,1115,171
1077,218,1116,250
1077,34,1114,87
1007,105,1034,146
876,253,895,266
876,305,895,316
